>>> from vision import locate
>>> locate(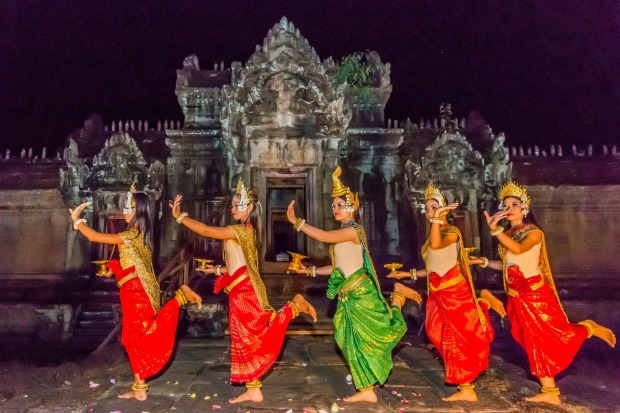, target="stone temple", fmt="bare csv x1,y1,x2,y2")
0,17,619,349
